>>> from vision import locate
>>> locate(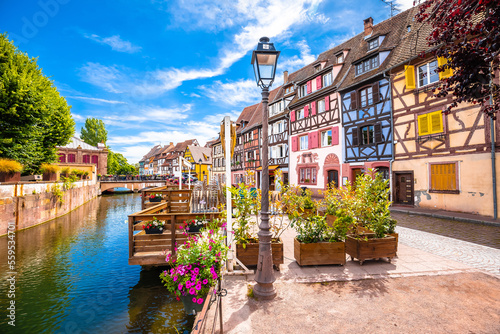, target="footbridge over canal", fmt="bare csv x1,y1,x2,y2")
100,181,167,193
